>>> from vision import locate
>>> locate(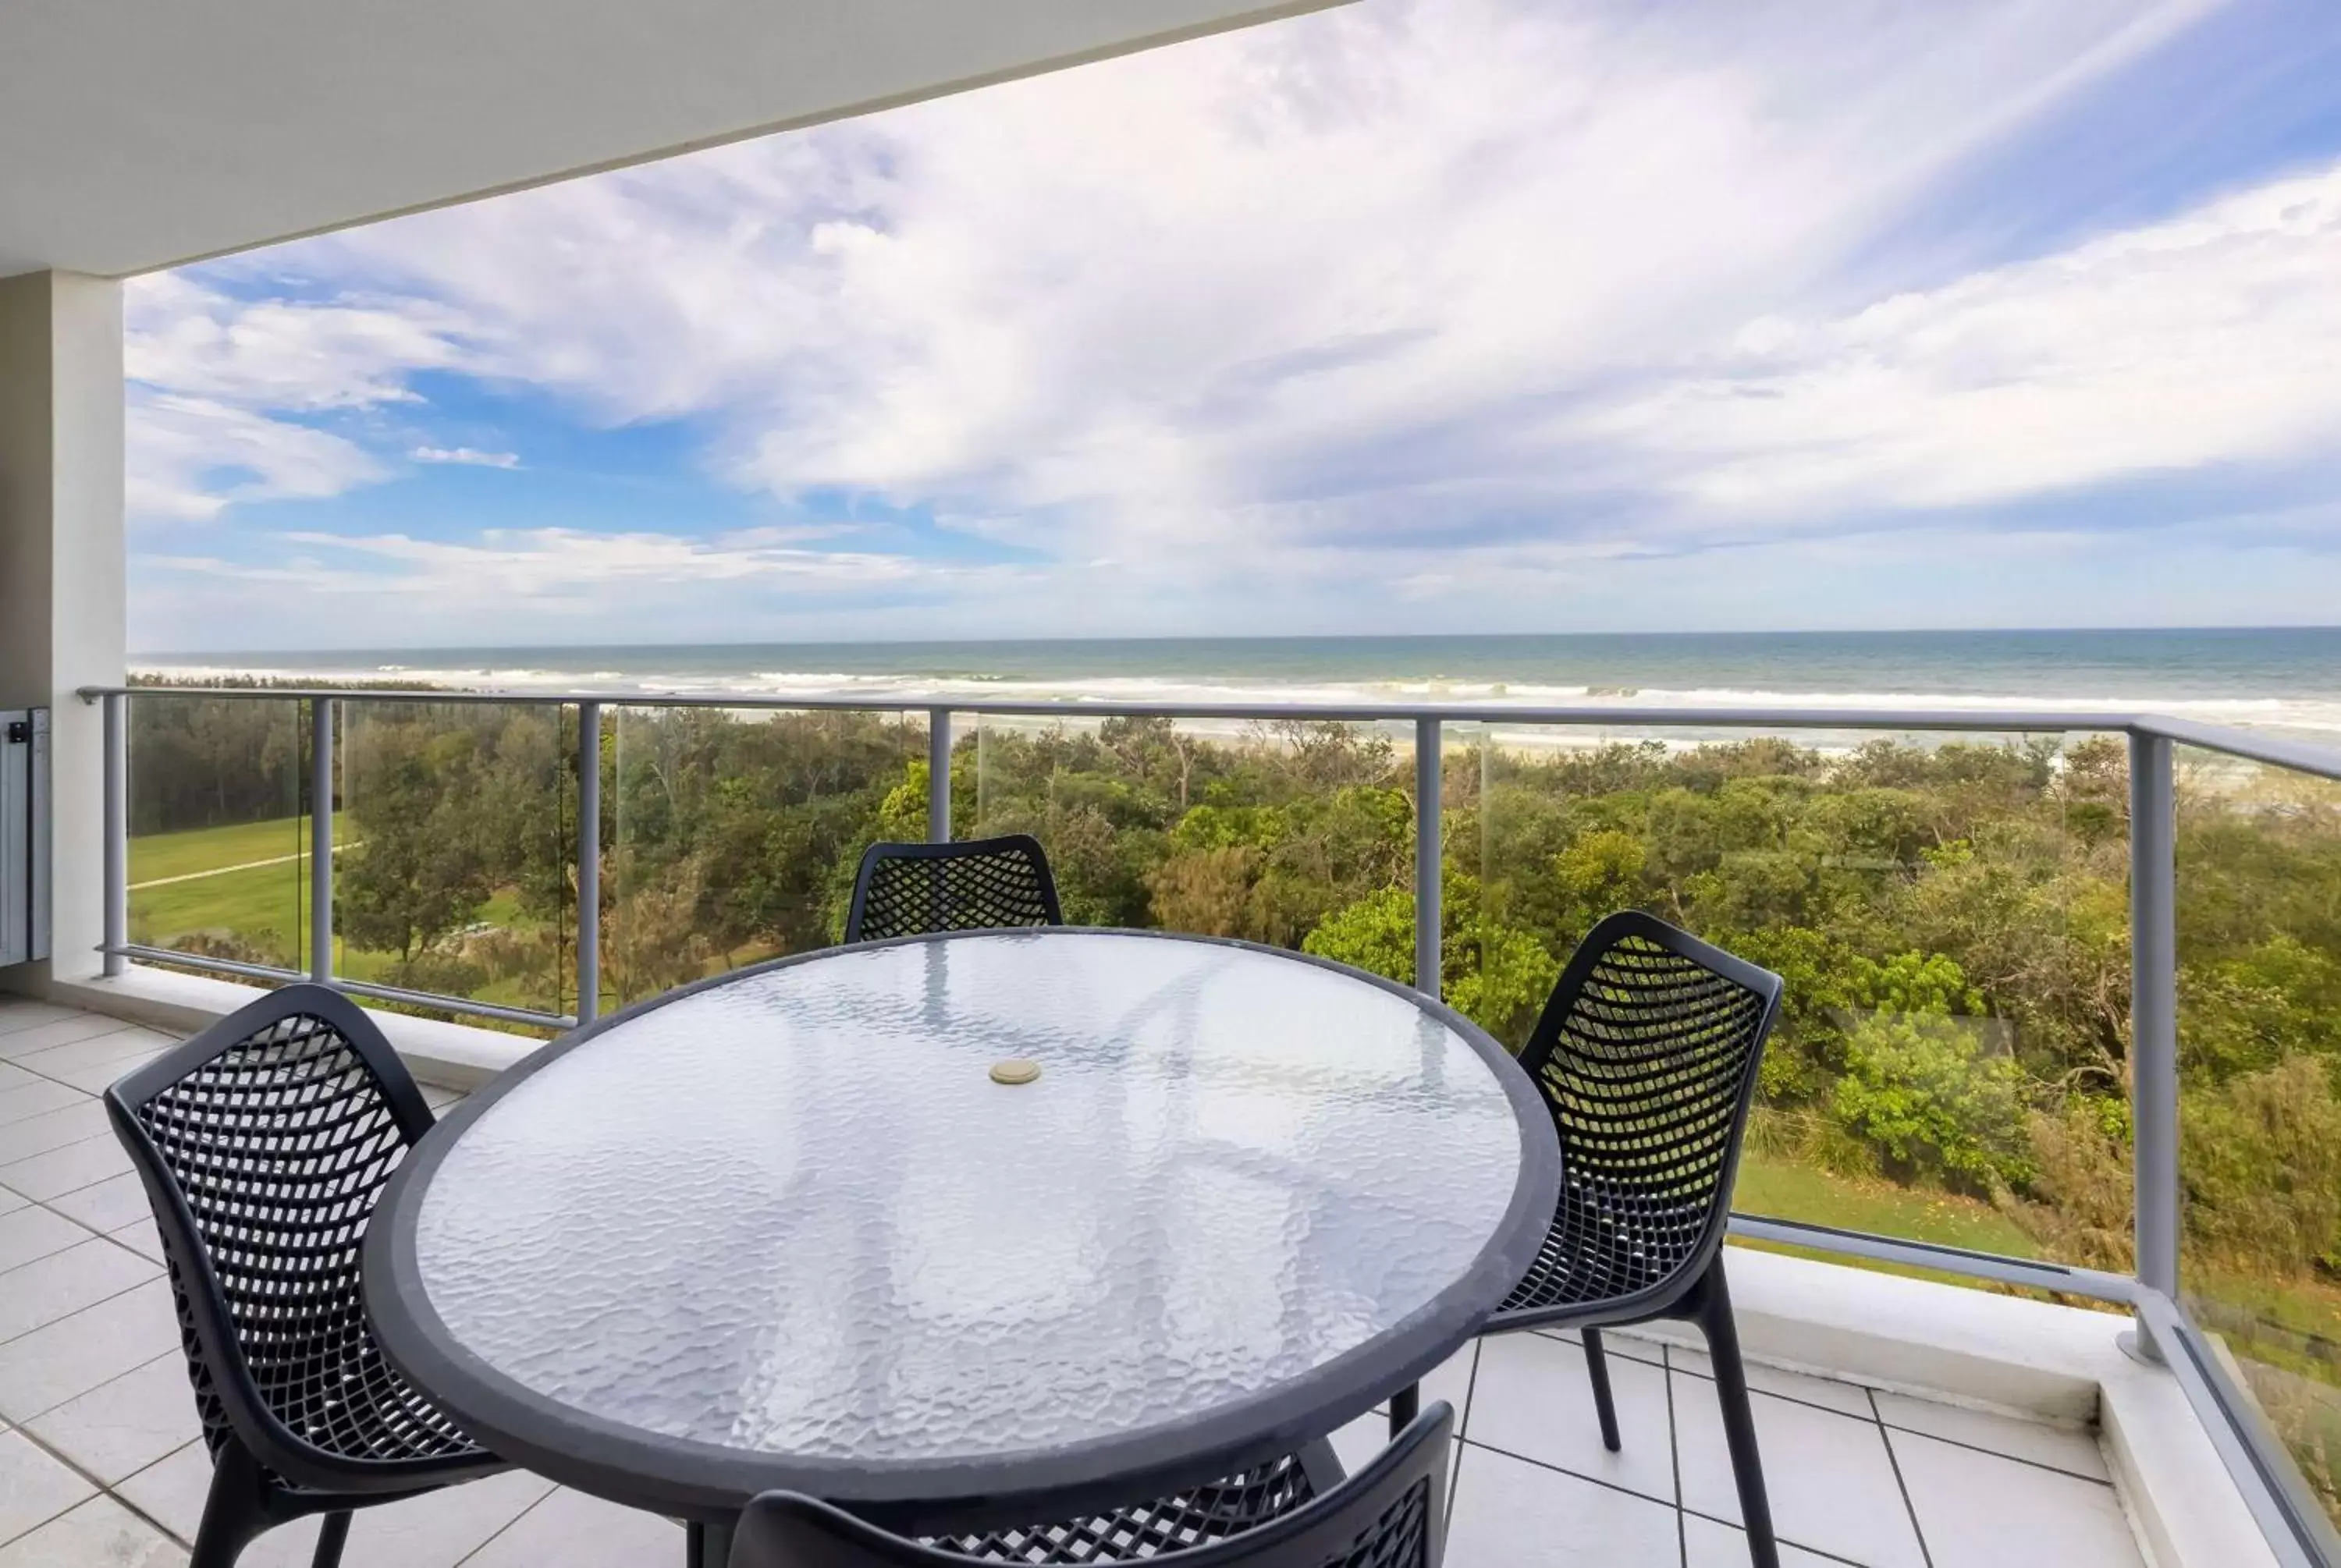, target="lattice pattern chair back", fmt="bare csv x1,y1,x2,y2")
105,984,494,1495
1508,910,1783,1314
845,834,1064,943
730,1403,1450,1568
